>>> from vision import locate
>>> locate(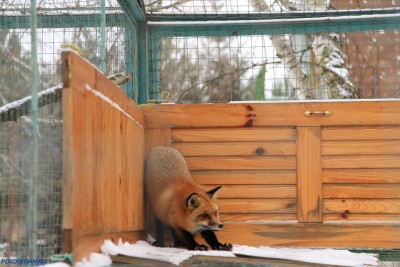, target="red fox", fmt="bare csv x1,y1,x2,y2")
145,146,232,251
